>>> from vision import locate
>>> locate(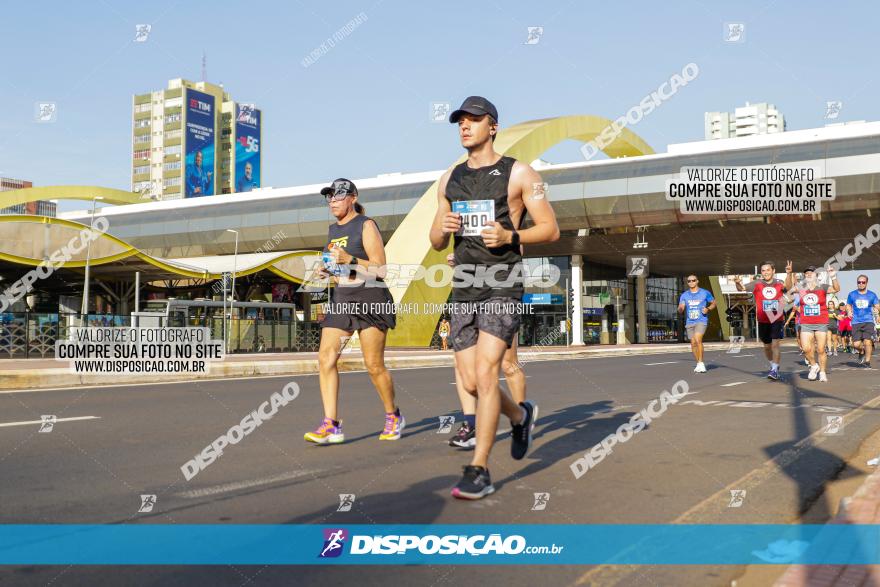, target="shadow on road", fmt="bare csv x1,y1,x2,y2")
759,373,876,582
495,401,637,487
283,474,457,525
